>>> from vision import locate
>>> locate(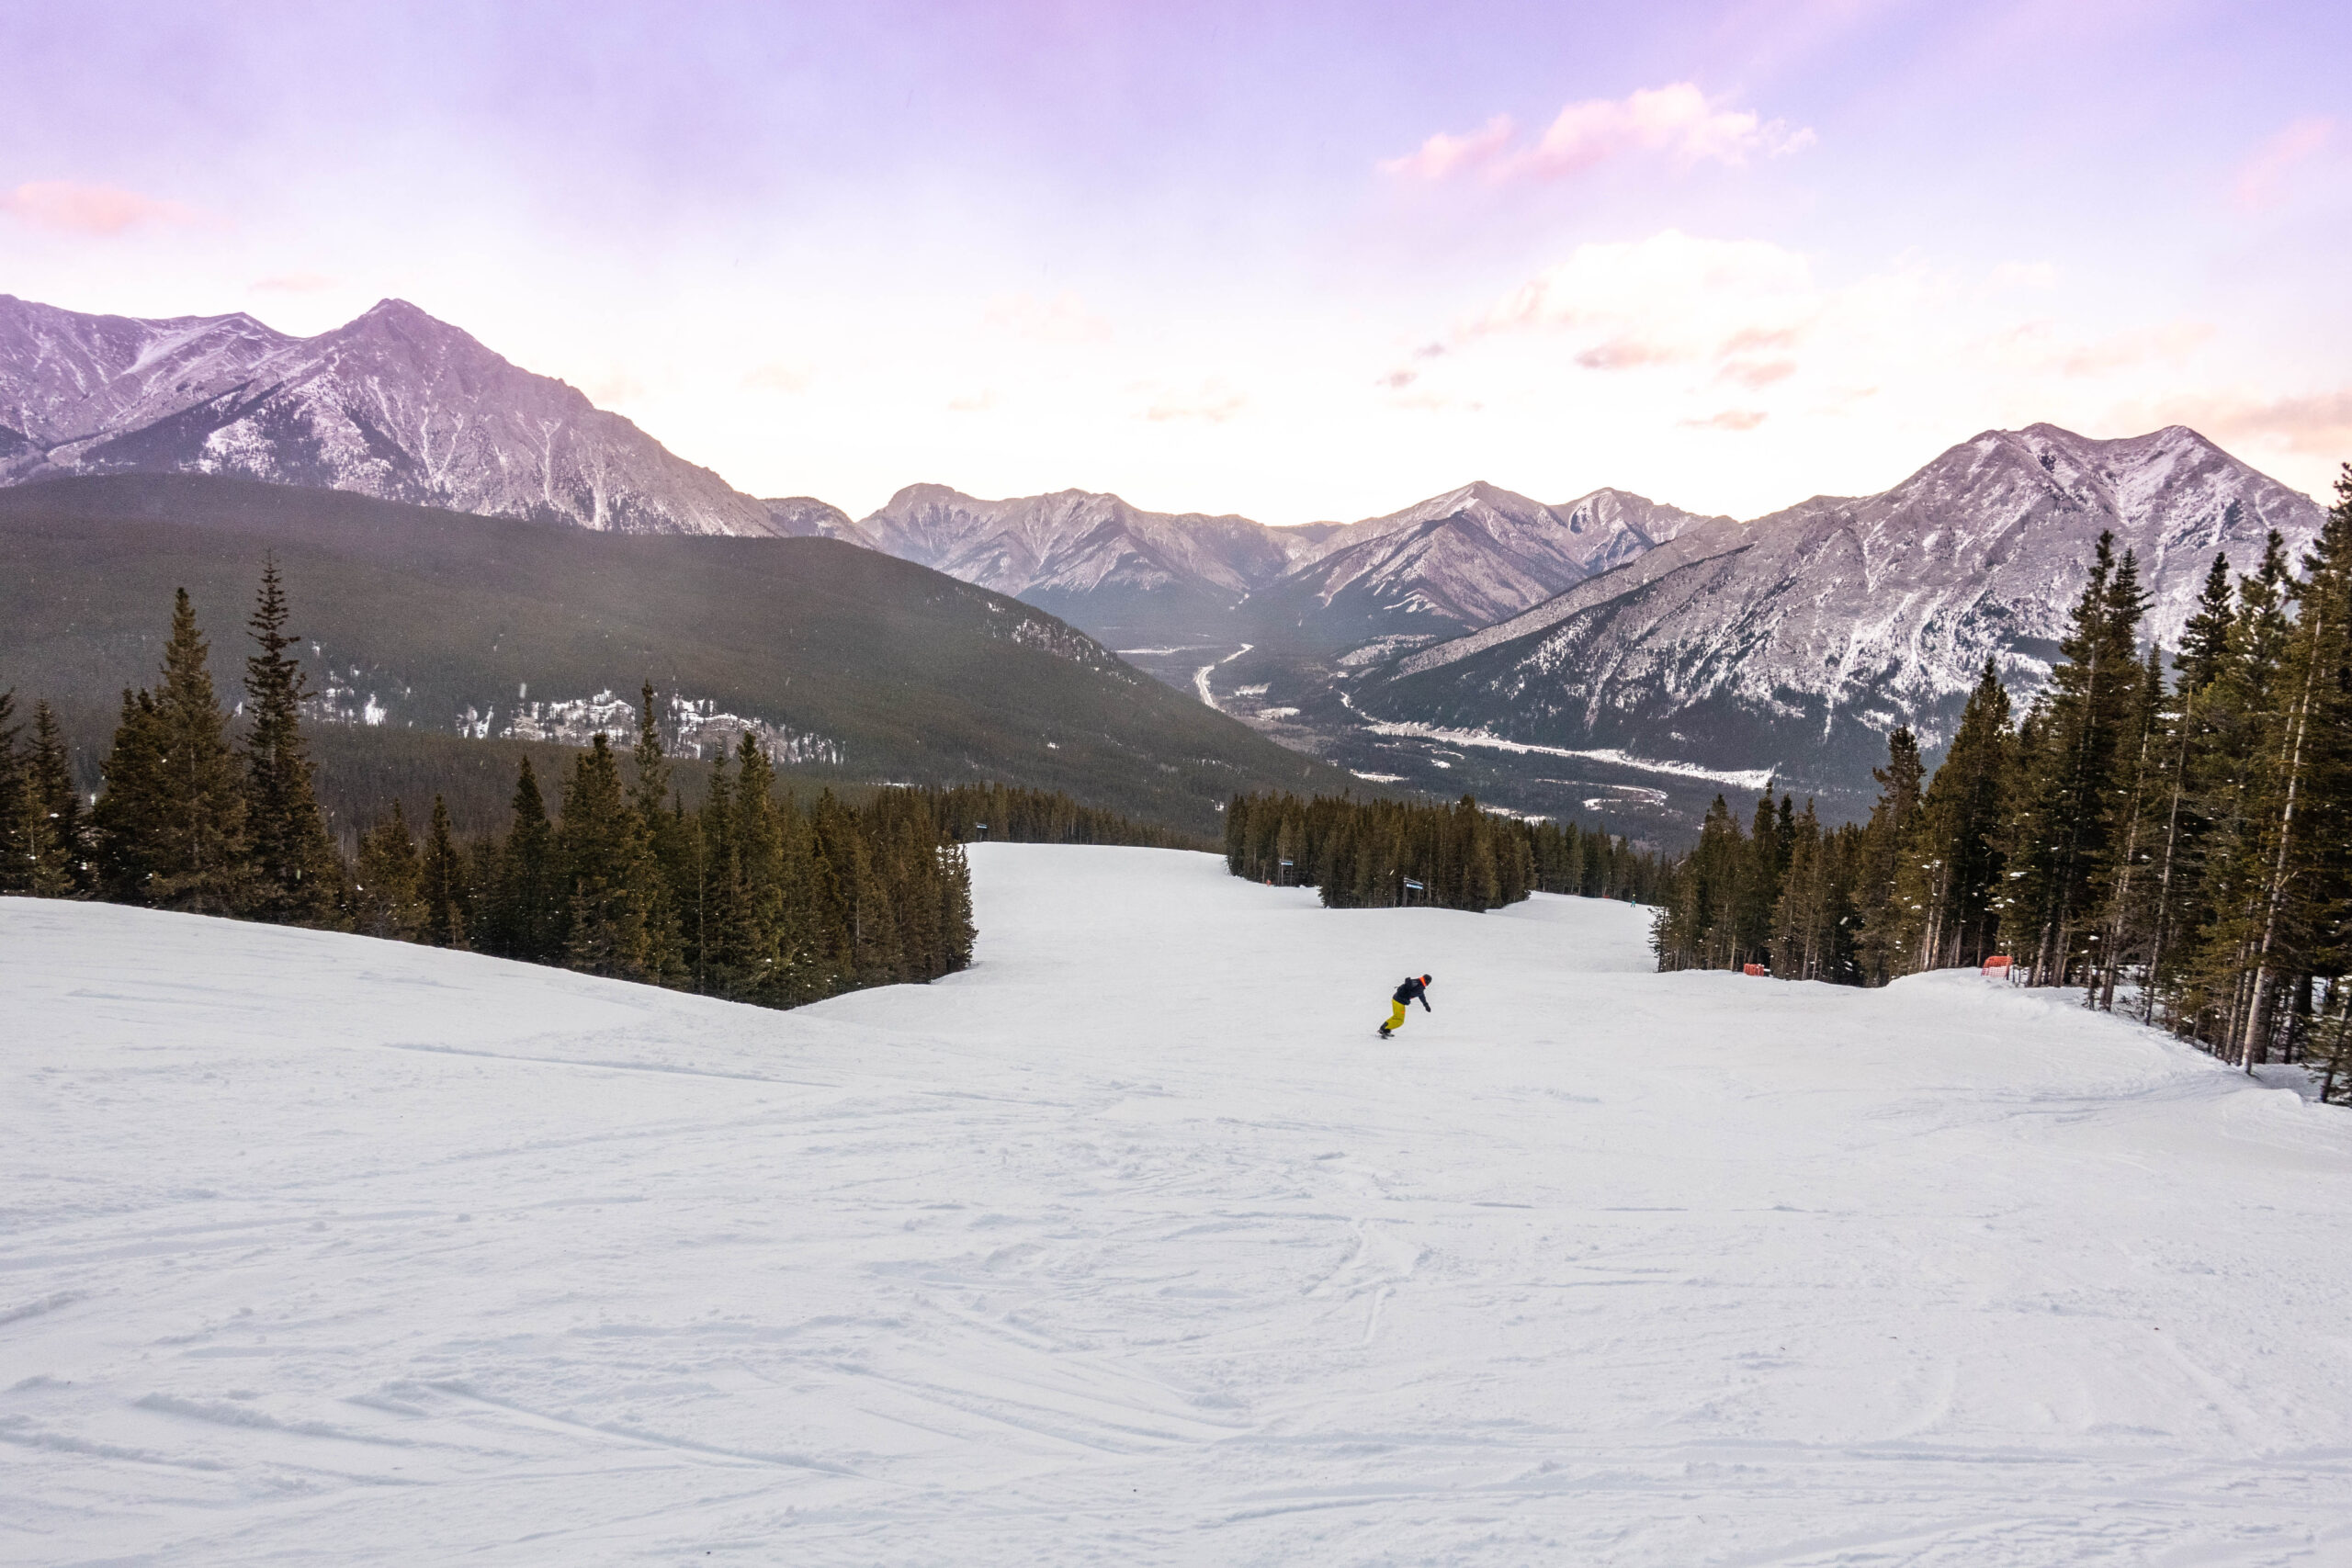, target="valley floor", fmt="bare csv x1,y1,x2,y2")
5,849,2350,1565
